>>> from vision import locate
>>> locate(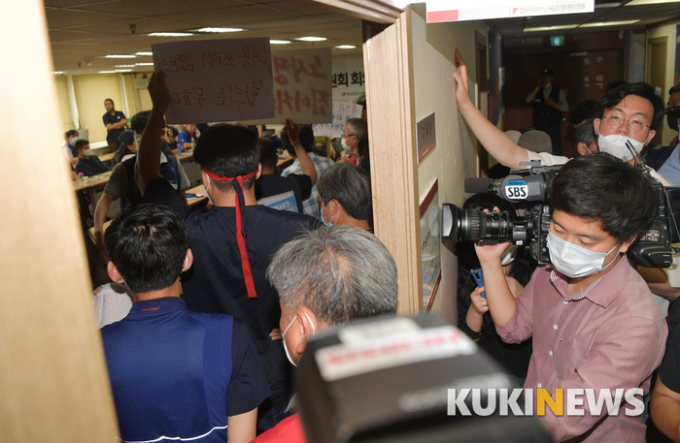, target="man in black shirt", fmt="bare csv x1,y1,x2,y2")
74,139,109,177
103,98,127,153
255,129,315,213
136,71,322,433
